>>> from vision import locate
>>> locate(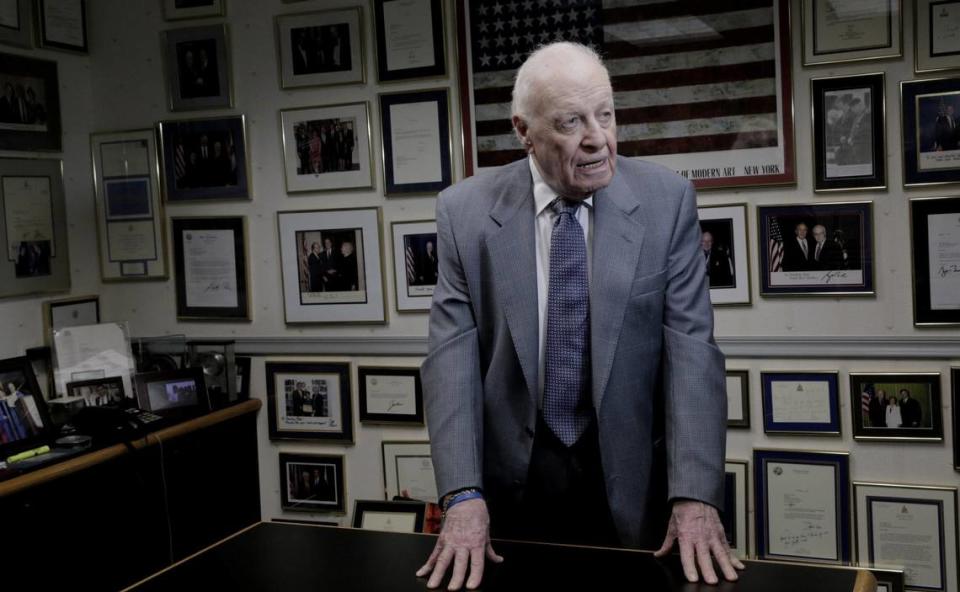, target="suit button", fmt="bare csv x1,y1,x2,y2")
524,426,535,438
